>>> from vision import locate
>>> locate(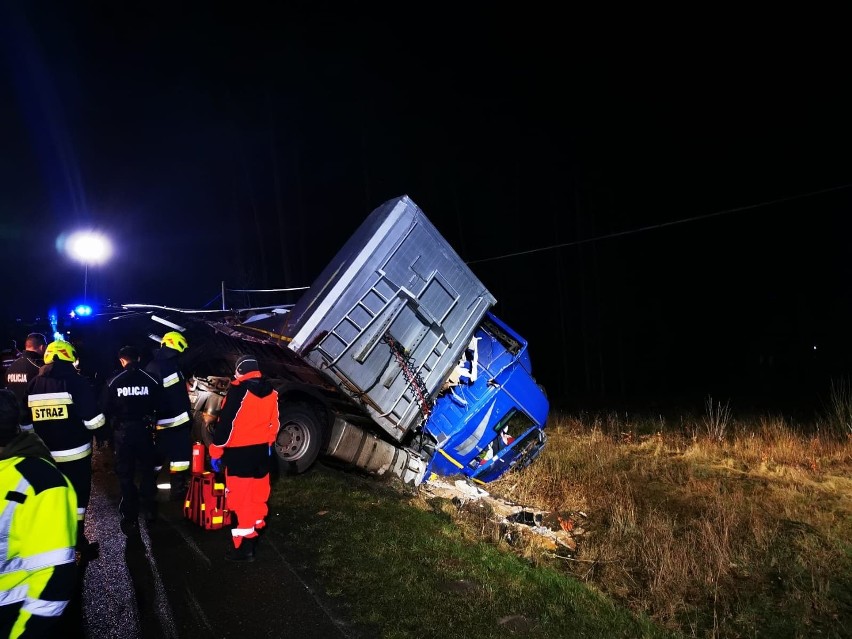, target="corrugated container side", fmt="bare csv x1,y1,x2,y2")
285,196,496,441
